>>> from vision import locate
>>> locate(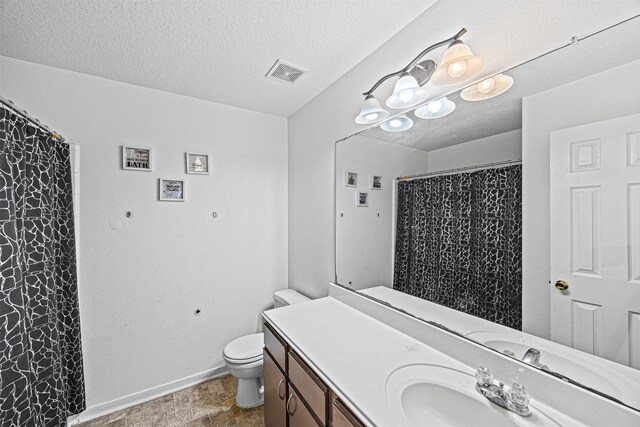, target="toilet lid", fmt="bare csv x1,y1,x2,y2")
223,333,264,363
